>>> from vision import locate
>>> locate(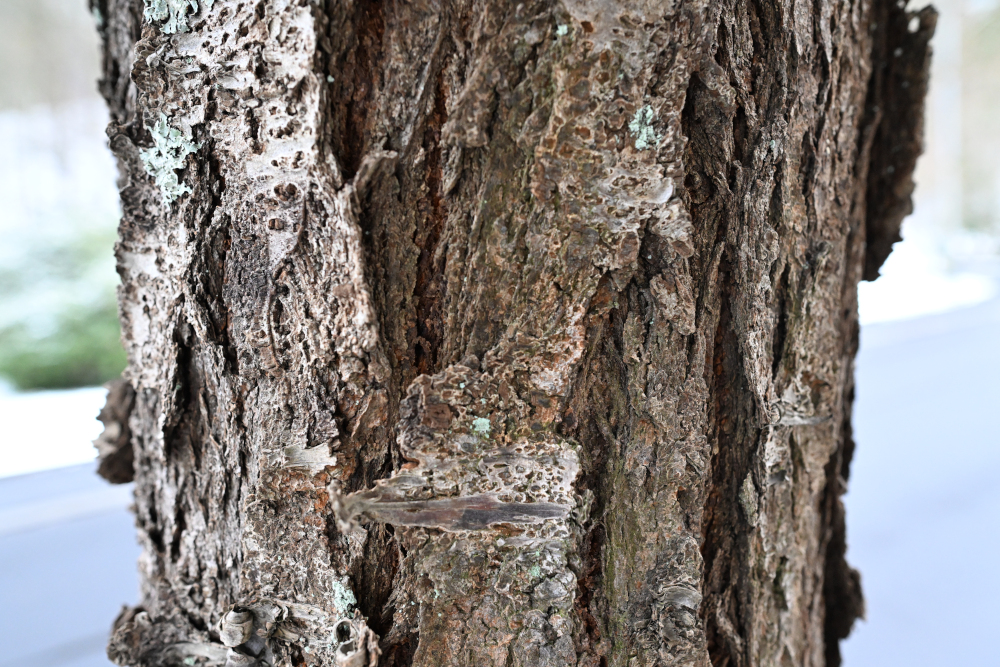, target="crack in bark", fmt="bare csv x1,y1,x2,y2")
411,66,449,377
